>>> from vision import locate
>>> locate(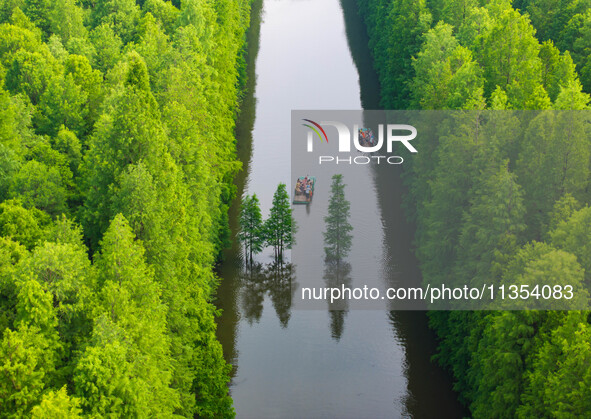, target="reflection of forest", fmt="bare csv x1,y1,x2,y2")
240,262,296,327
324,261,352,341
